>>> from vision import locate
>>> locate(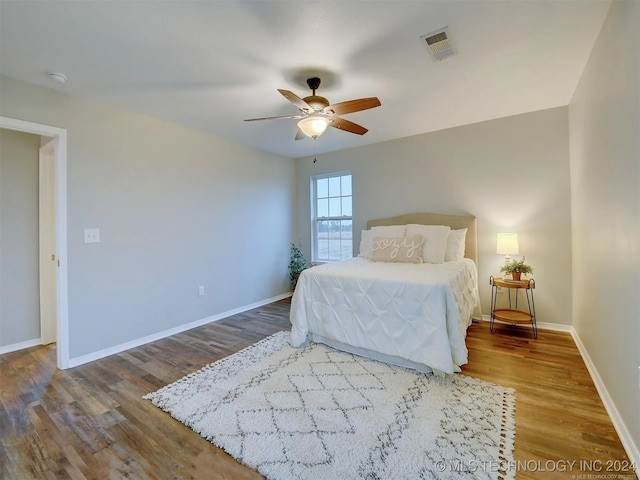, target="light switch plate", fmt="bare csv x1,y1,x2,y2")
84,228,100,244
